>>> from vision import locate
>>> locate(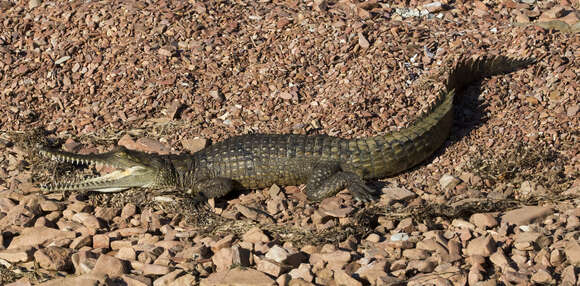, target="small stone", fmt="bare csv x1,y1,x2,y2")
34,246,73,271
212,247,233,271
200,268,275,286
567,104,579,117
366,233,381,243
231,245,251,266
92,254,129,276
502,206,553,225
402,249,430,260
531,269,553,284
470,213,498,229
288,263,314,282
381,186,416,201
334,269,362,286
28,0,41,9
8,227,76,249
153,270,183,286
265,245,289,263
121,203,137,218
465,235,496,257
93,234,110,249
257,259,283,277
423,2,446,13
211,234,234,252
158,46,175,57
358,32,370,49
122,274,151,286
181,138,207,153
407,259,436,273
242,227,270,243
0,248,32,263
439,174,461,190
142,264,171,276
70,235,92,250
565,240,580,266
116,247,136,261
561,265,577,285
